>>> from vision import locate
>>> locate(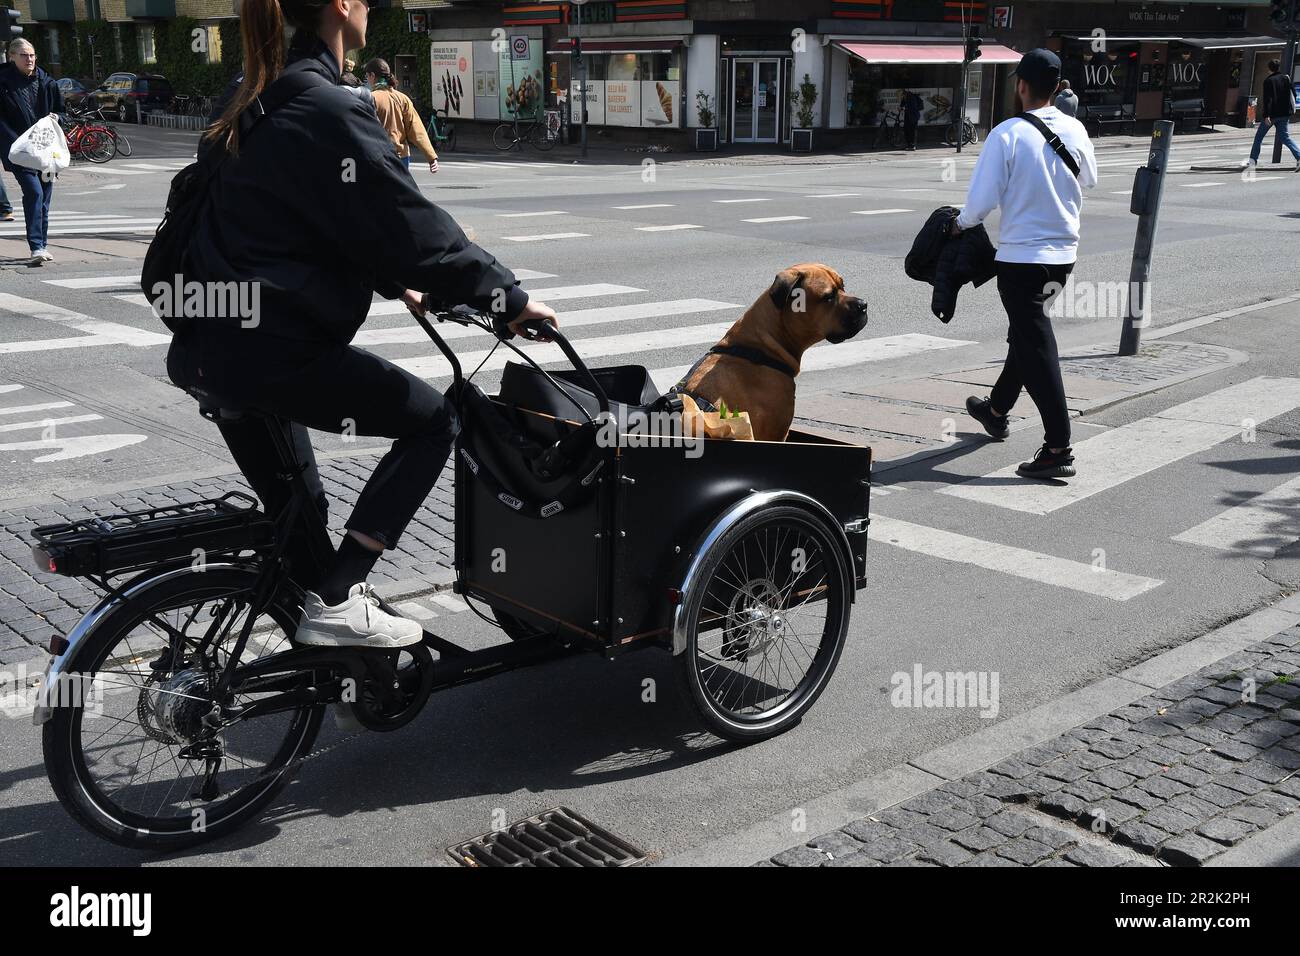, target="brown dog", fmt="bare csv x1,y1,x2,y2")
673,264,868,442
